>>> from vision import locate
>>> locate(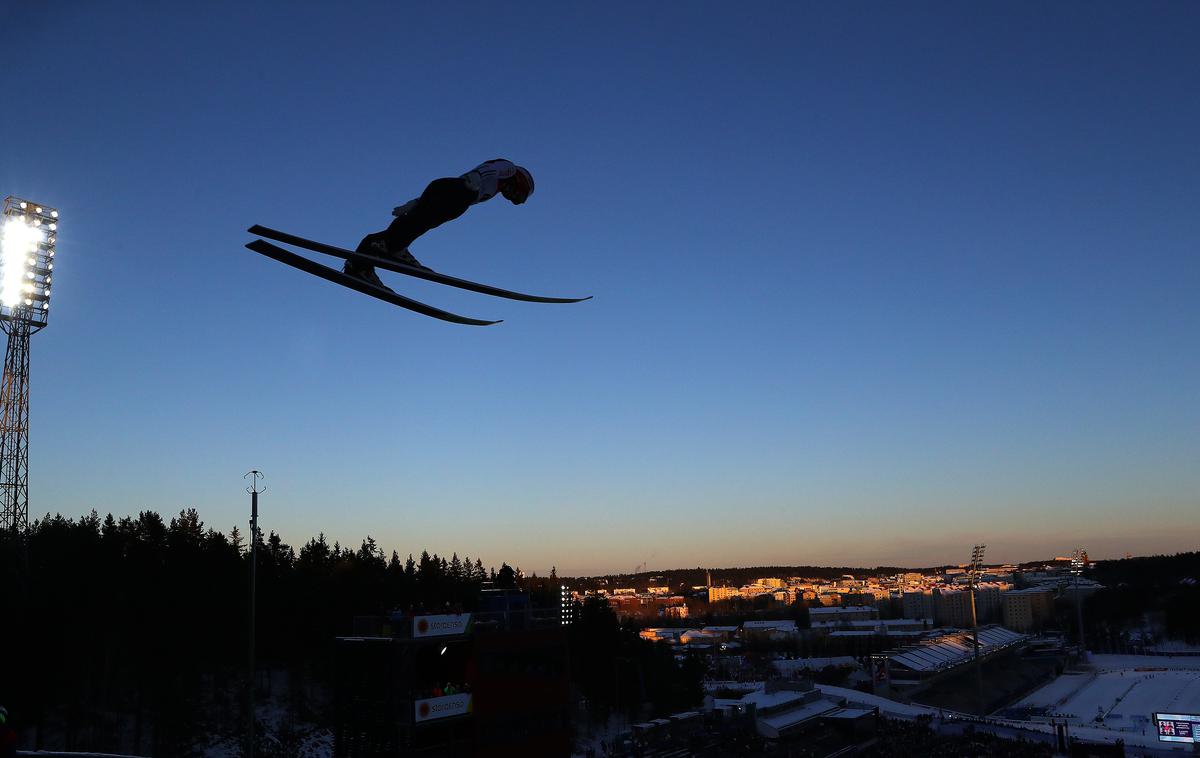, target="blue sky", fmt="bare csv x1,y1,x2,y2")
1,2,1196,574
